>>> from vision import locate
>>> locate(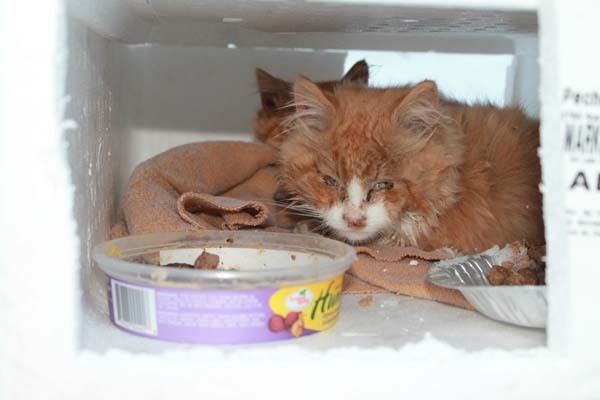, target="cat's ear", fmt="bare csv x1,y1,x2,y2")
392,80,441,138
292,75,335,131
342,60,369,86
256,68,292,110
